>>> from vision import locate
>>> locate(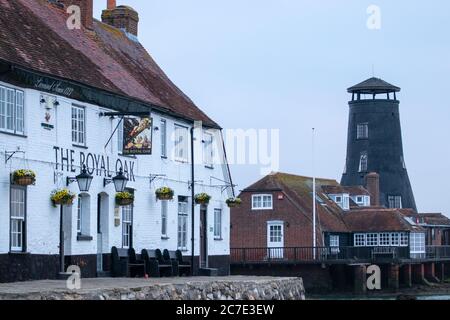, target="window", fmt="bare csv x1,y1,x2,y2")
72,105,85,145
379,233,390,246
0,86,25,135
214,209,222,239
330,235,340,254
252,194,273,210
342,194,350,210
161,119,167,157
335,196,342,203
388,195,402,209
117,119,124,153
366,233,378,246
356,196,363,204
354,234,366,247
161,200,168,237
10,187,26,252
177,197,189,250
391,233,400,246
174,124,188,162
359,152,368,172
76,194,90,237
357,123,369,139
400,233,409,246
410,233,426,258
269,225,282,243
122,204,133,249
203,132,214,168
